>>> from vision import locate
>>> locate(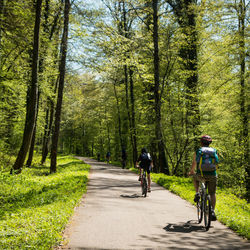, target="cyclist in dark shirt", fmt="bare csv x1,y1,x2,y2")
136,148,153,192
106,151,111,164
